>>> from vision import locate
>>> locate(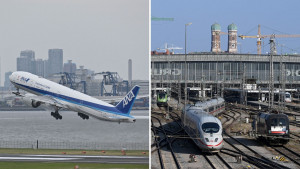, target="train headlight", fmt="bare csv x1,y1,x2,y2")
215,138,218,142
205,138,209,142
